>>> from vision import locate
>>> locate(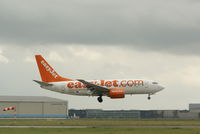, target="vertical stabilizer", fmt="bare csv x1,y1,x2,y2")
35,55,73,82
